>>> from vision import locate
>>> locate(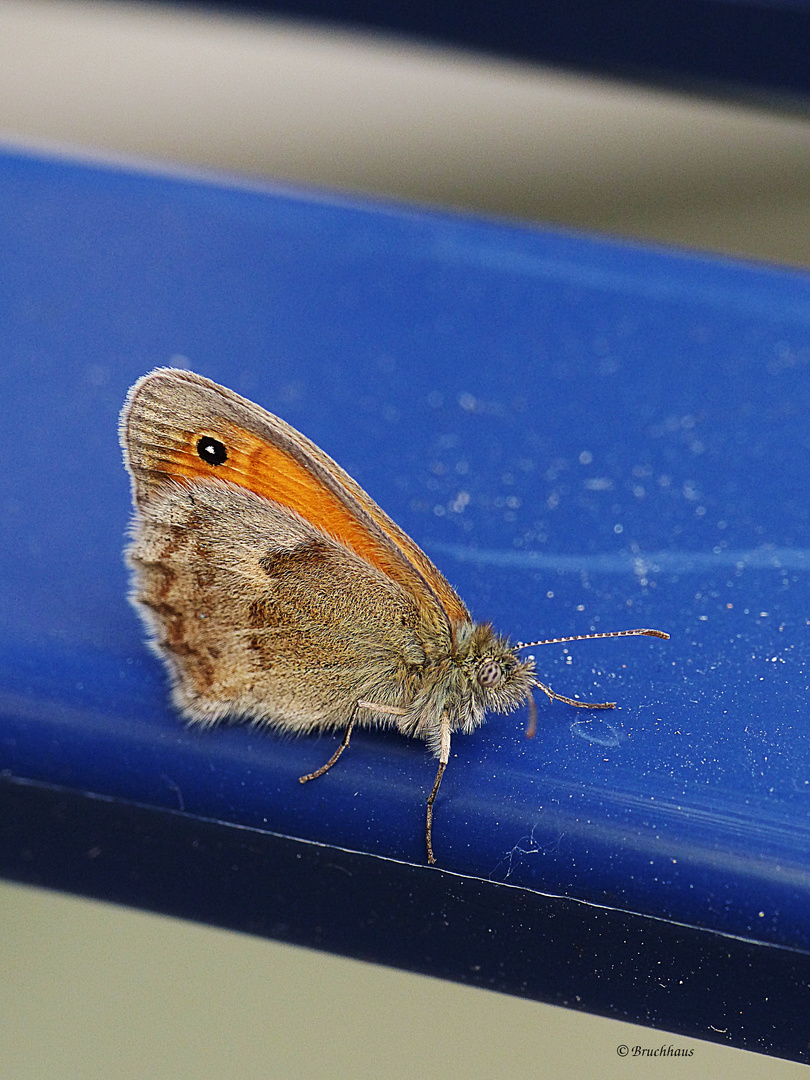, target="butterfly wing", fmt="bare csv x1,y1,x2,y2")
121,367,470,647
122,369,487,876
124,473,432,727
